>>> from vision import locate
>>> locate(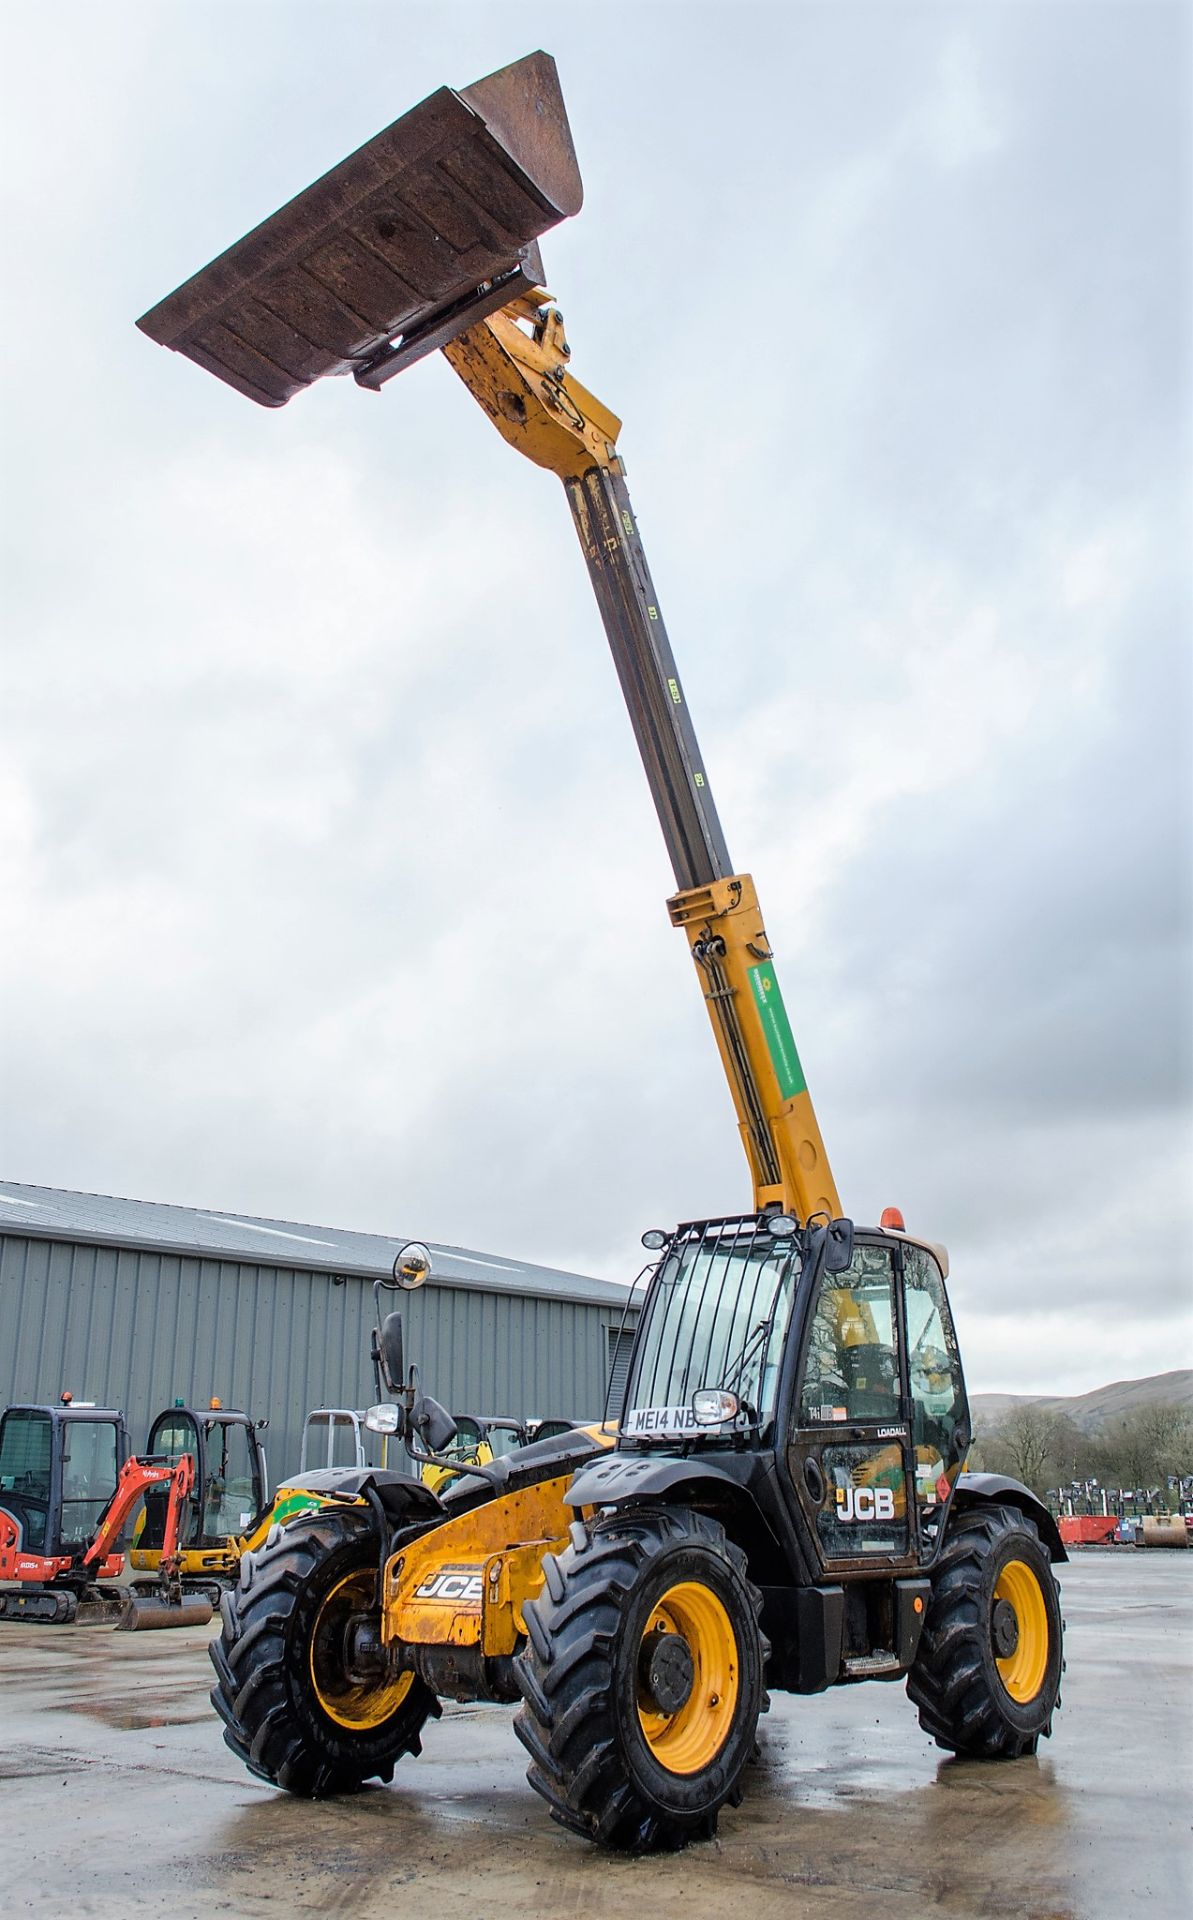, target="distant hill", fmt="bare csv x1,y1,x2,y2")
970,1370,1193,1434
